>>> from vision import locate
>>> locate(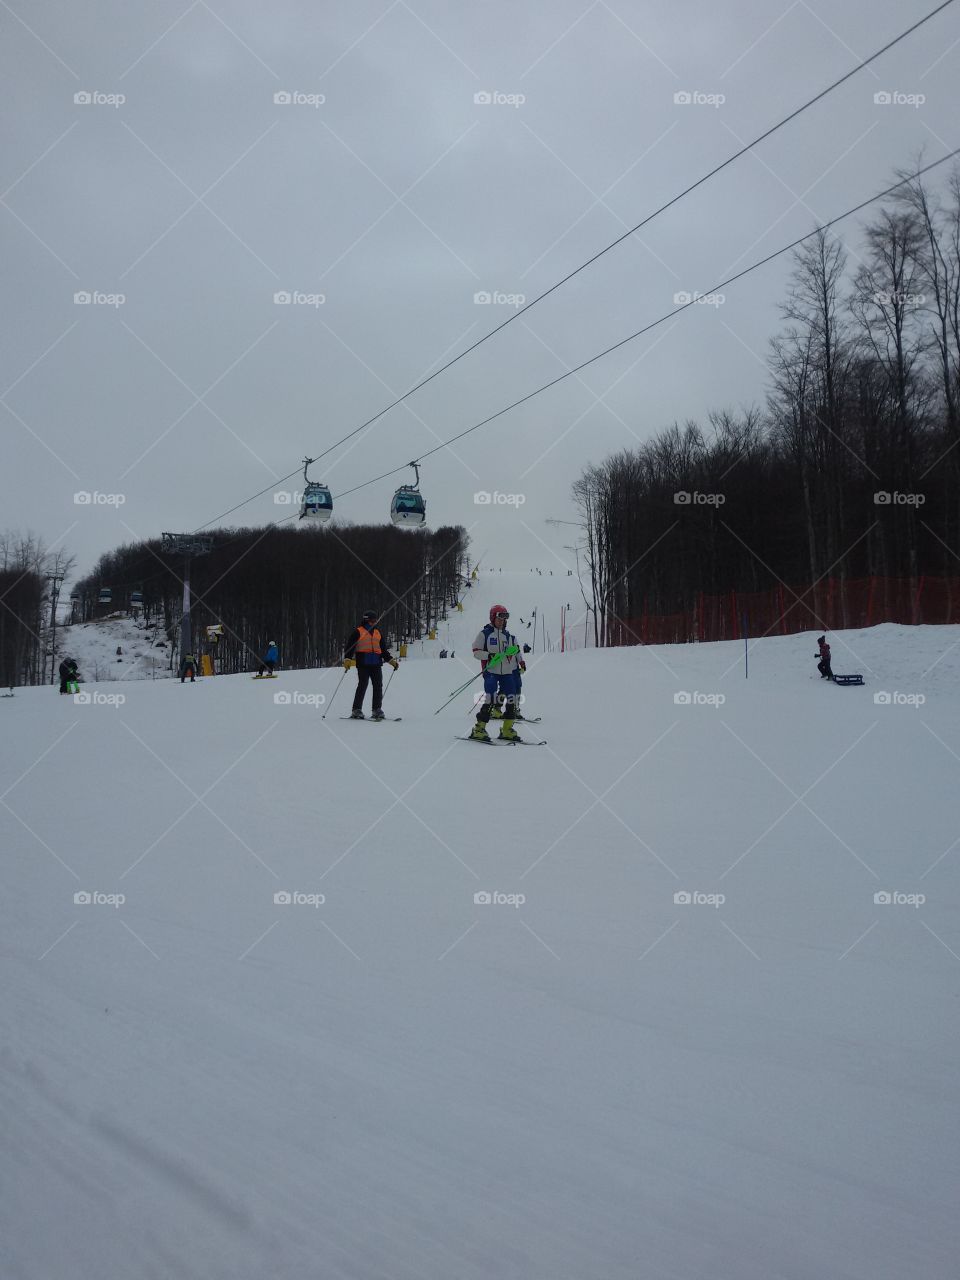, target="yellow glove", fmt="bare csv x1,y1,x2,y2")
389,659,399,670
343,658,356,670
